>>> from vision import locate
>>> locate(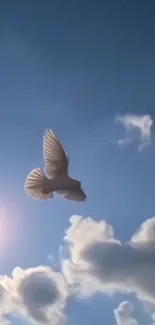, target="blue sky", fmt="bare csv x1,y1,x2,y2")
0,1,155,324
